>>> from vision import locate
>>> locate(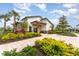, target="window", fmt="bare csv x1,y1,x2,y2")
29,26,32,32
